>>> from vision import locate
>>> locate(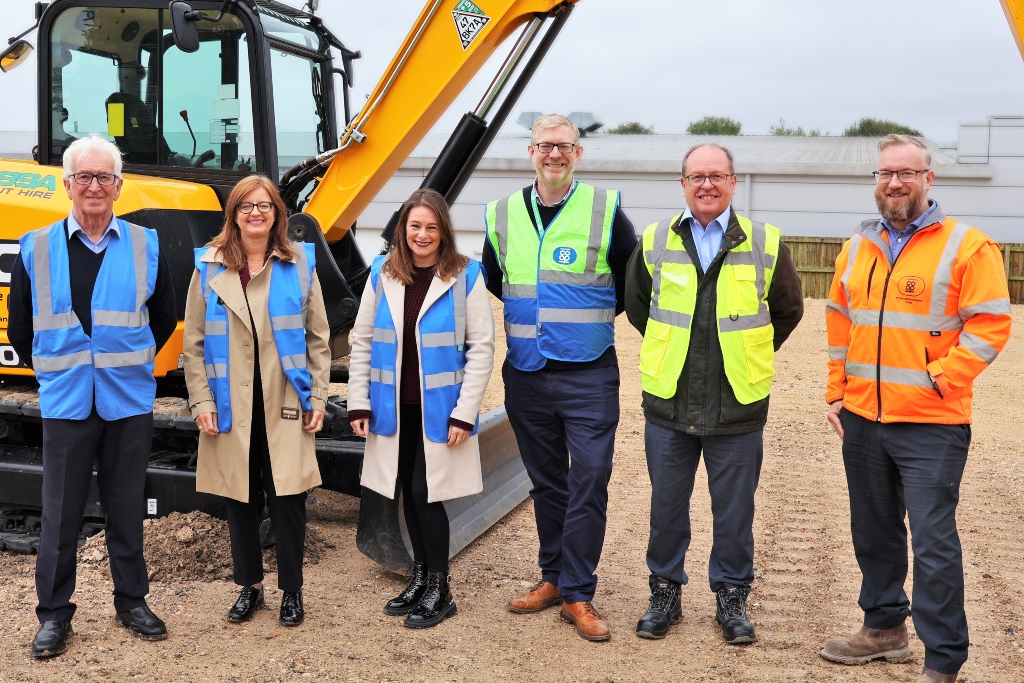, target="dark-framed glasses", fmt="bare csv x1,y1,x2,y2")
70,172,118,186
237,201,274,214
534,142,577,154
683,173,735,187
872,169,930,183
